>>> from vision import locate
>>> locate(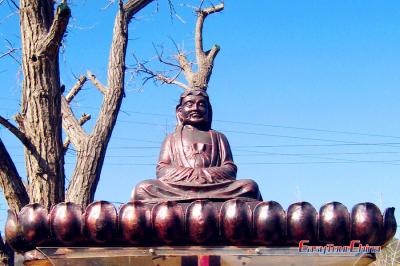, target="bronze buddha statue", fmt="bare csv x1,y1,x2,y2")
130,2,263,202
131,90,262,202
